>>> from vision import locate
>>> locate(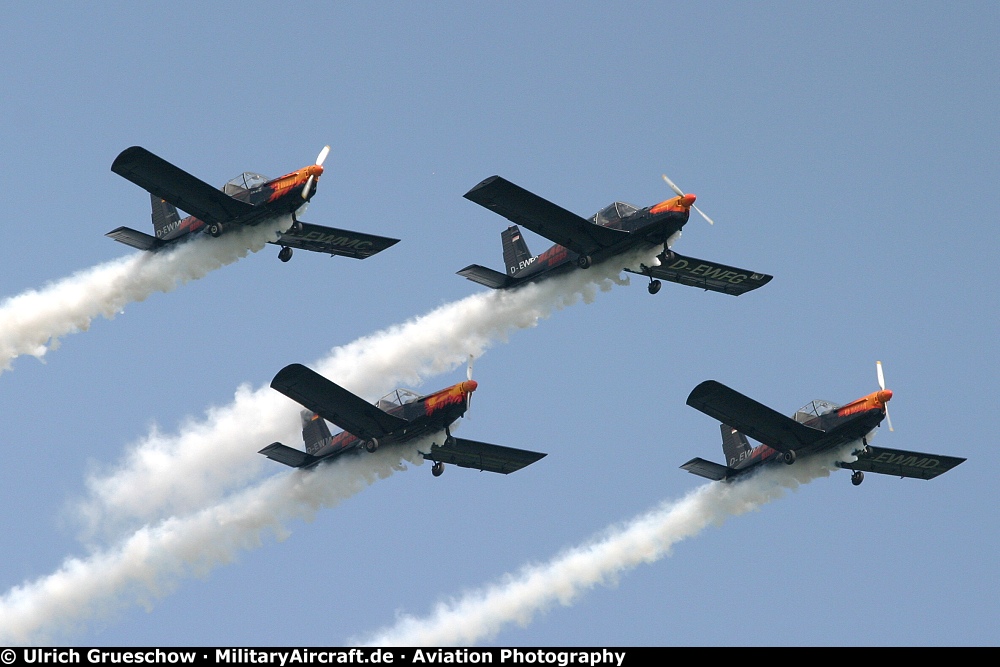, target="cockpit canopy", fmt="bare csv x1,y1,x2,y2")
590,201,639,228
375,388,422,411
223,172,270,201
793,399,840,424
